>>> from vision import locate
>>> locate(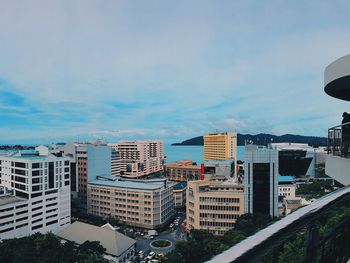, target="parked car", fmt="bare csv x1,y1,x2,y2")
147,251,156,260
